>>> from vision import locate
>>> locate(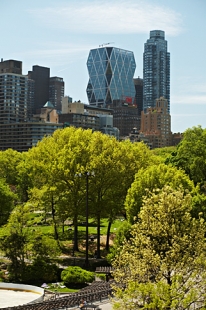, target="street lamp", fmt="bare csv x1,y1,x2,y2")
75,171,94,267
